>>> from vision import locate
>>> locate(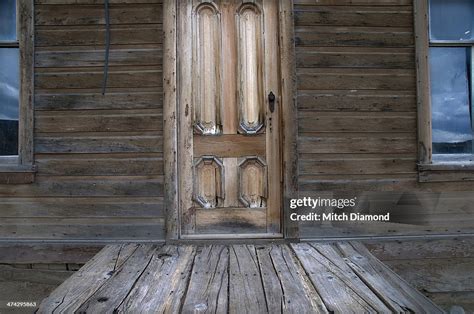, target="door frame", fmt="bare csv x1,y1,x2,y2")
163,0,298,241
